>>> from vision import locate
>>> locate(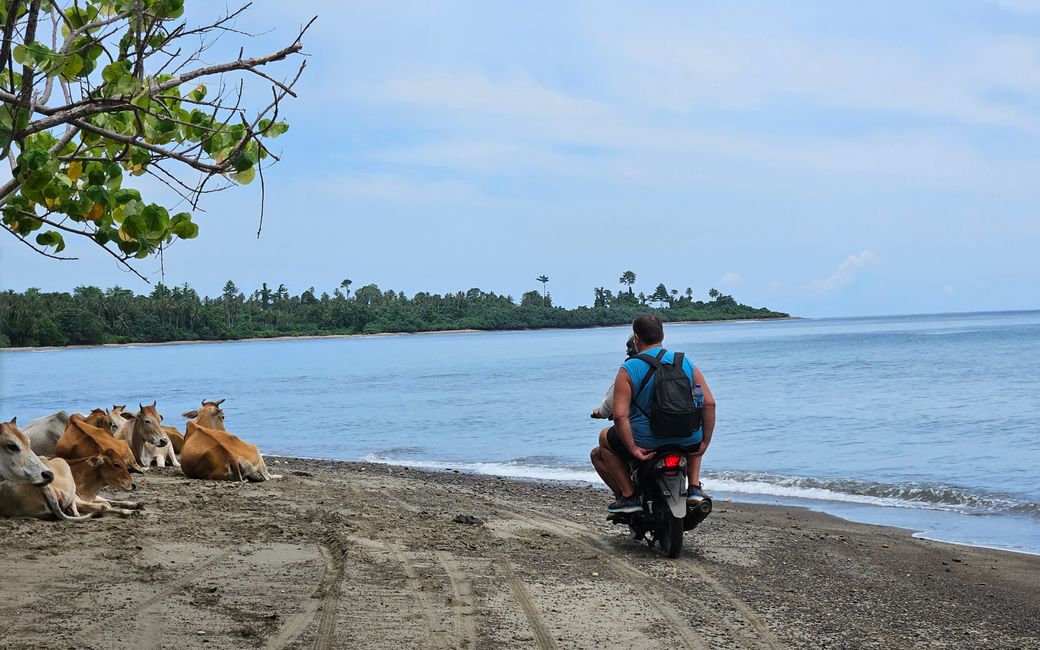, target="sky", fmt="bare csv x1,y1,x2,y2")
2,0,1039,317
